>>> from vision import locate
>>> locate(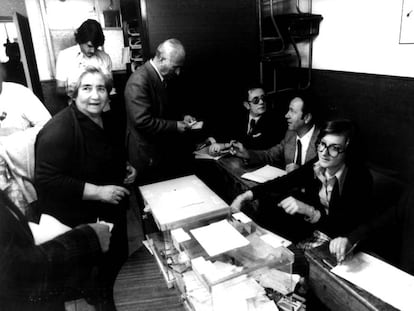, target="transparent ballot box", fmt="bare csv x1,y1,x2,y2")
139,175,230,231
172,216,295,311
140,174,230,287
